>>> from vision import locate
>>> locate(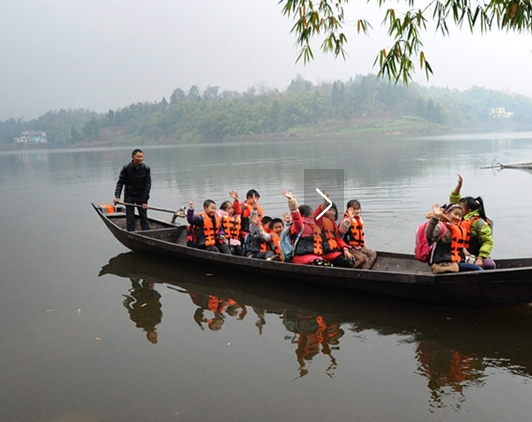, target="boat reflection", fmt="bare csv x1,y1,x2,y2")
99,252,532,407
